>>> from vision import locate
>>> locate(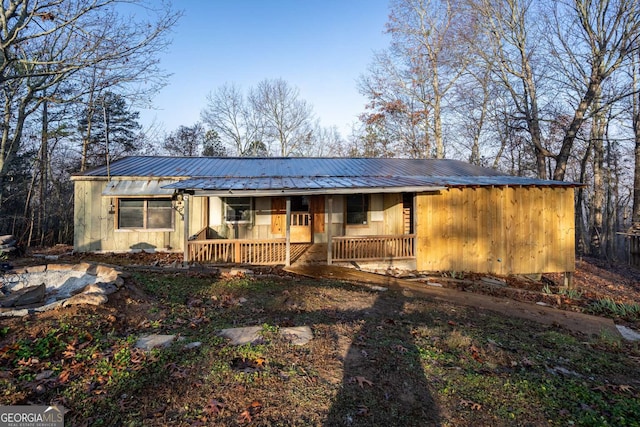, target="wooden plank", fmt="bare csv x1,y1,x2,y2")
383,193,403,235
310,195,325,233
271,197,286,235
